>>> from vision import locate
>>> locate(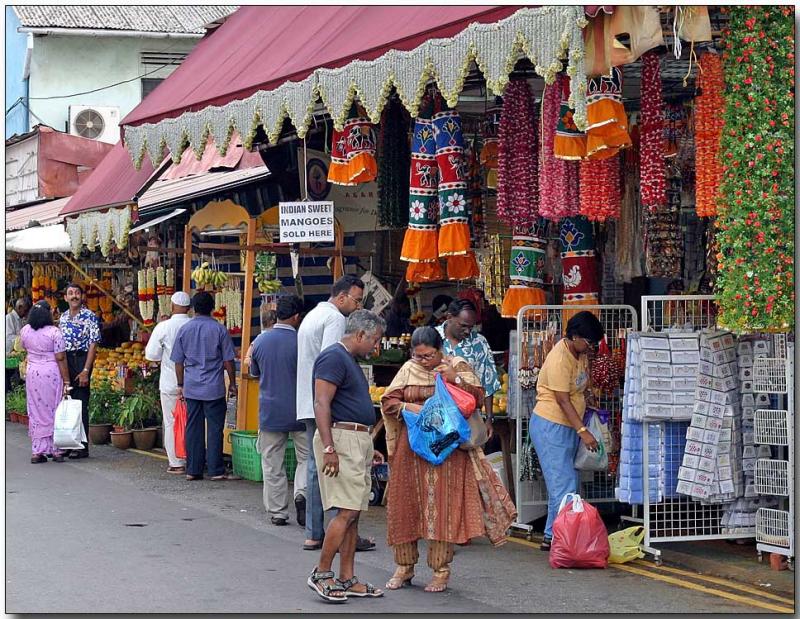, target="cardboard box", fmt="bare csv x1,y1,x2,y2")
674,364,699,378
738,354,754,368
683,454,700,469
678,466,697,481
698,360,715,377
687,426,706,442
691,484,710,498
642,349,671,364
645,390,674,405
640,335,670,350
711,376,738,392
673,350,701,365
643,376,673,391
676,480,693,495
674,391,695,406
693,400,711,415
723,347,737,363
703,429,721,444
737,341,754,356
701,443,718,460
697,374,713,389
753,340,770,354
717,453,731,467
642,363,673,378
674,377,698,391
669,335,699,351
684,440,703,456
708,403,726,419
644,404,673,419
706,417,723,431
720,479,735,494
